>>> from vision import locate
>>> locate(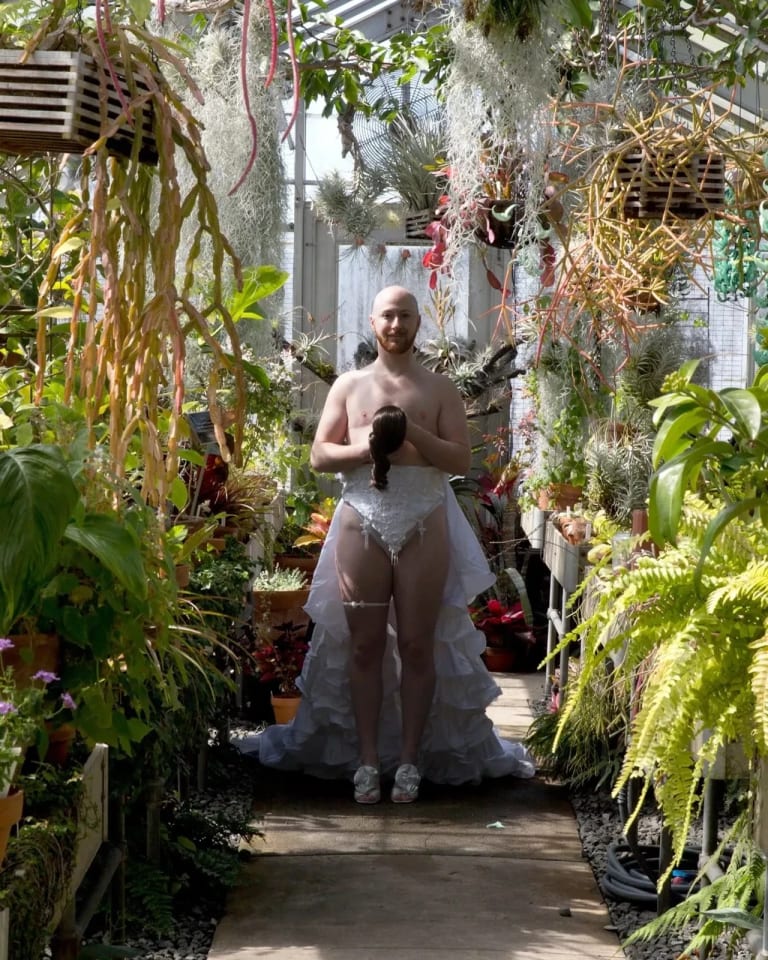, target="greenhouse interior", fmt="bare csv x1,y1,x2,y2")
2,0,768,957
